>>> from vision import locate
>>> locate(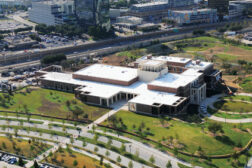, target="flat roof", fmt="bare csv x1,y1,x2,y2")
171,8,216,14
149,69,201,88
137,56,191,64
185,60,213,71
74,64,138,82
42,72,183,106
132,1,168,7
